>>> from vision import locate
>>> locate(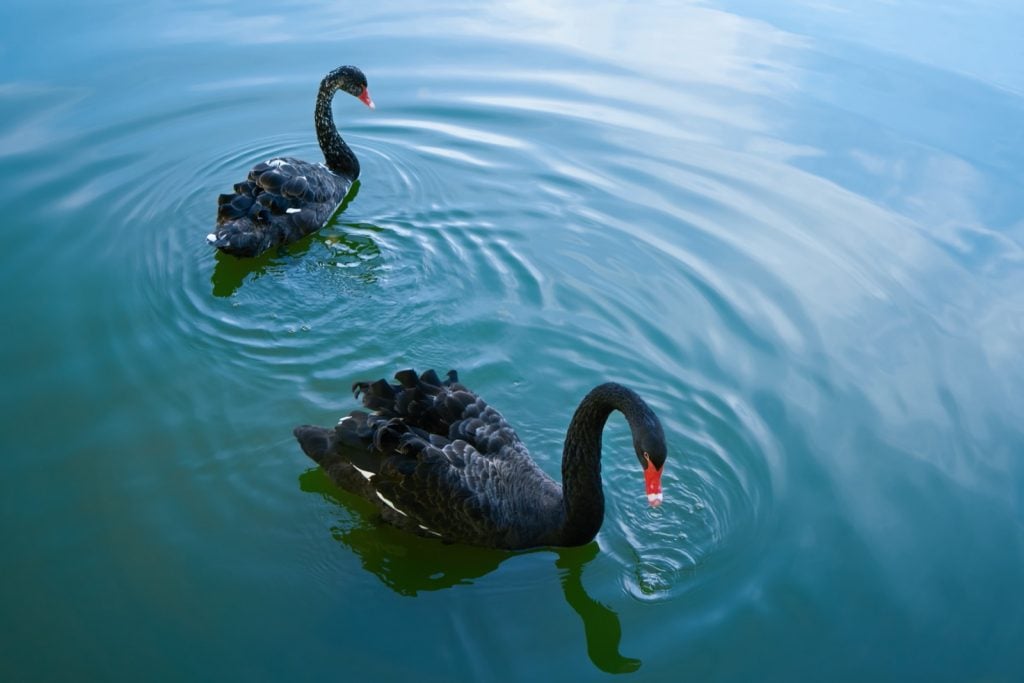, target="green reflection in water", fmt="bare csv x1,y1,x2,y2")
300,468,642,674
